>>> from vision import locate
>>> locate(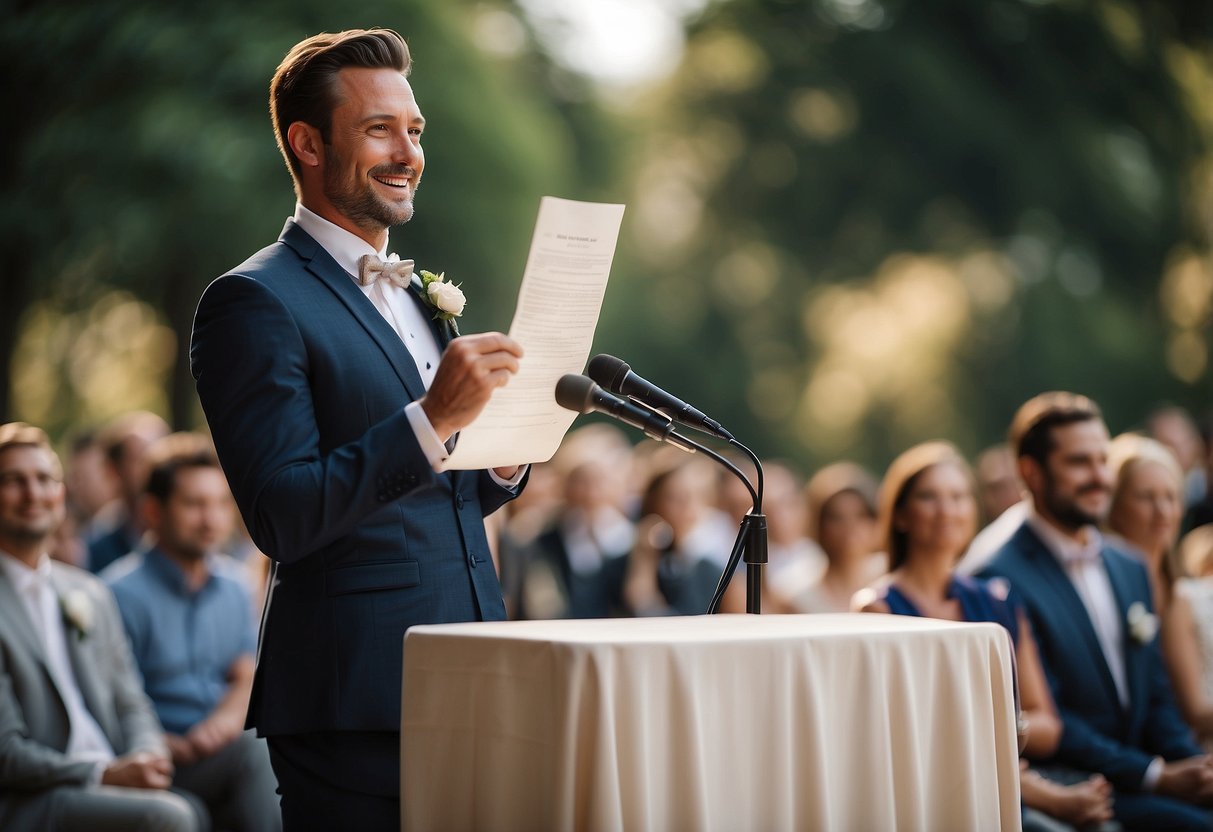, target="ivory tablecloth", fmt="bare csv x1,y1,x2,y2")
401,613,1021,831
